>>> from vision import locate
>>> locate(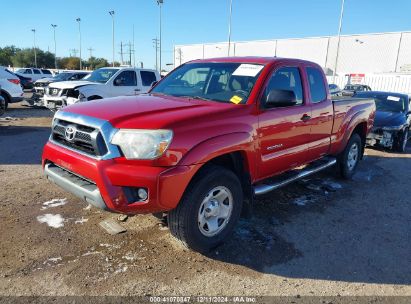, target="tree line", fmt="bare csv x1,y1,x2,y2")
0,46,116,70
